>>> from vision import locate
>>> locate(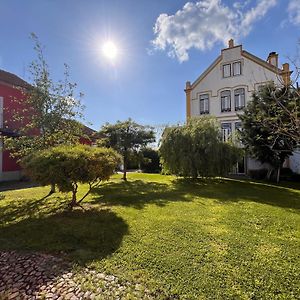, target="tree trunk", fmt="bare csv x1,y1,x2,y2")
276,166,281,183
123,152,127,181
123,166,127,181
69,184,78,209
266,169,273,180
49,183,56,194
